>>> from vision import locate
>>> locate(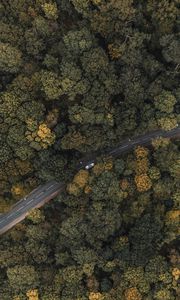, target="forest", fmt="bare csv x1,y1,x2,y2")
0,0,179,299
